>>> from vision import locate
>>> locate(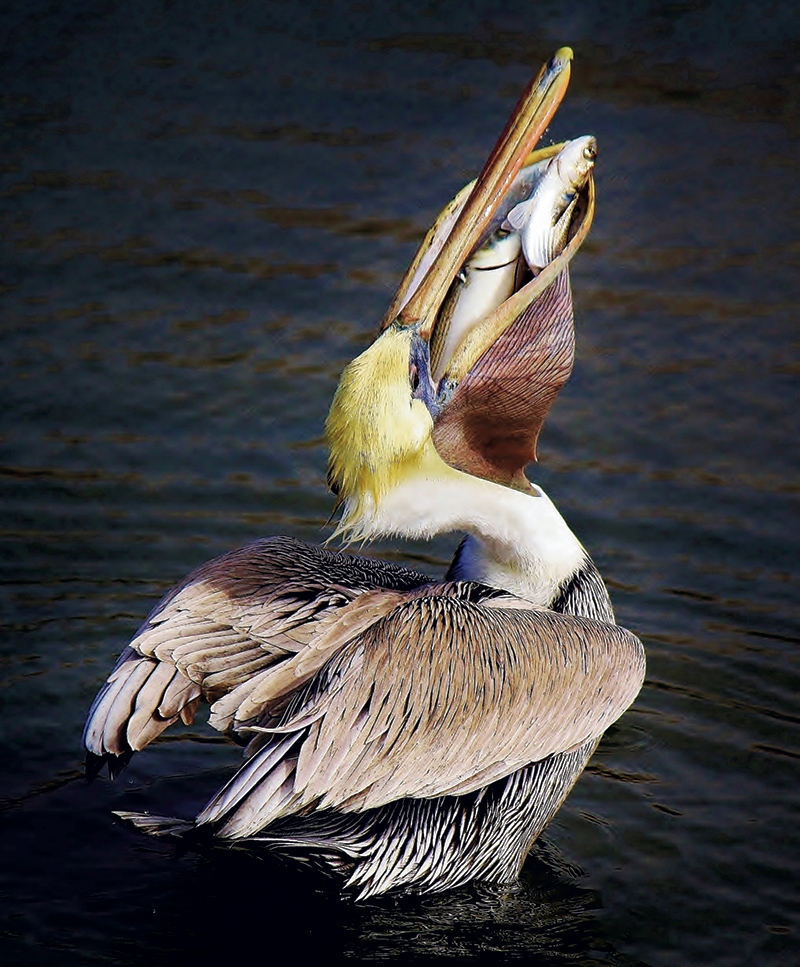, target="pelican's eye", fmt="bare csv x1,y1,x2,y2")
408,331,439,416
409,362,420,394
